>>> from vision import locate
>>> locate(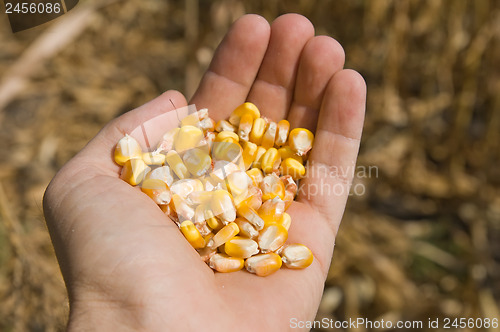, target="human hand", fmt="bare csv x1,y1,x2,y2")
43,14,366,331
